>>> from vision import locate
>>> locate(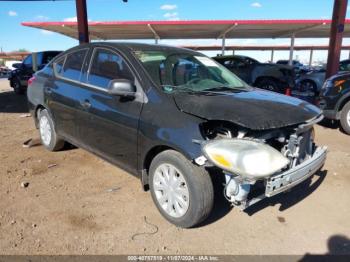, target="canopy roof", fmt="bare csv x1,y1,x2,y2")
182,45,350,51
22,19,350,40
